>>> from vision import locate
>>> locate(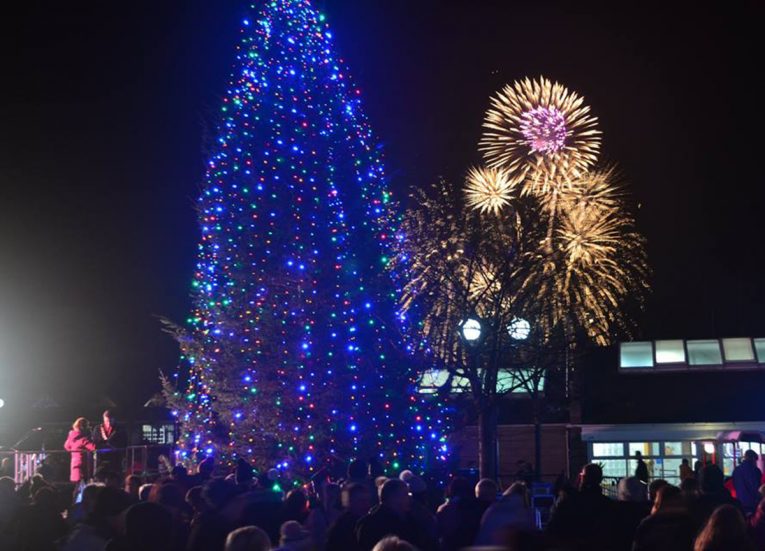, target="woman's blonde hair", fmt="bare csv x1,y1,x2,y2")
72,417,89,432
